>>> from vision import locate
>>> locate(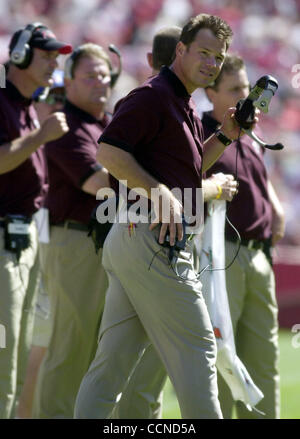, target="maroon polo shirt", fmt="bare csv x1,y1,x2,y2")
46,100,108,225
0,80,48,217
202,112,272,241
99,66,204,212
